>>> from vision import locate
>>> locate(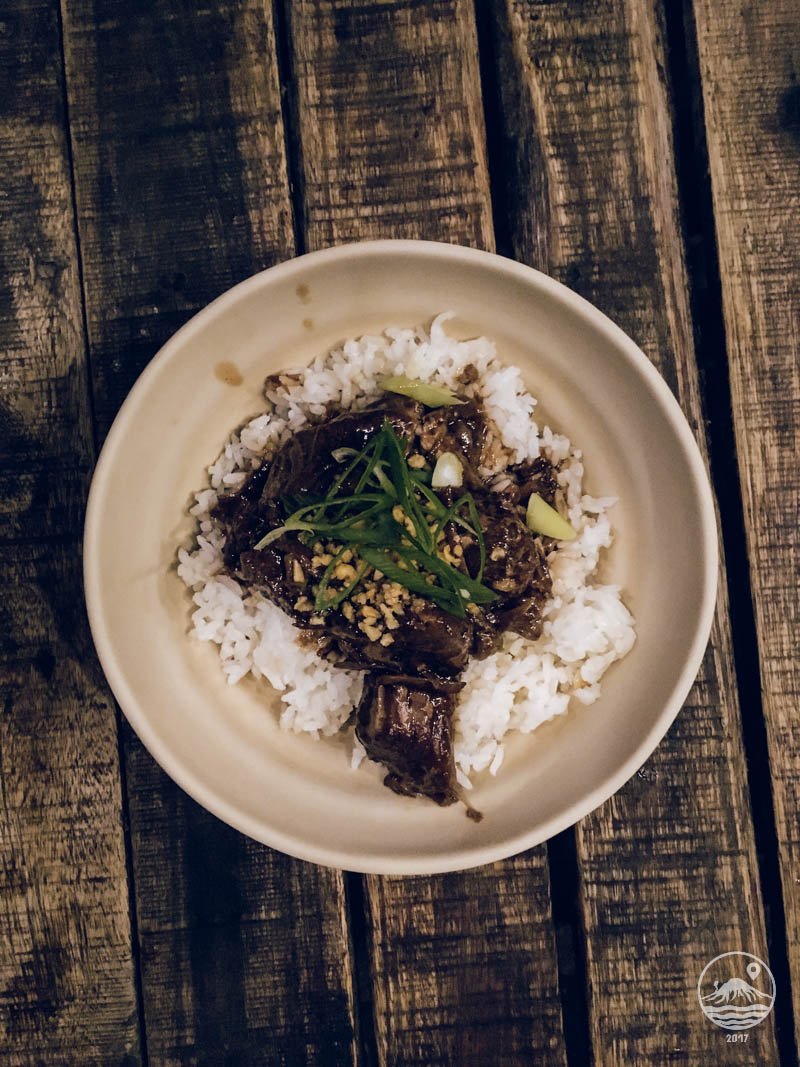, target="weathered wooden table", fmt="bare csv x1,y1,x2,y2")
2,1,798,1063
